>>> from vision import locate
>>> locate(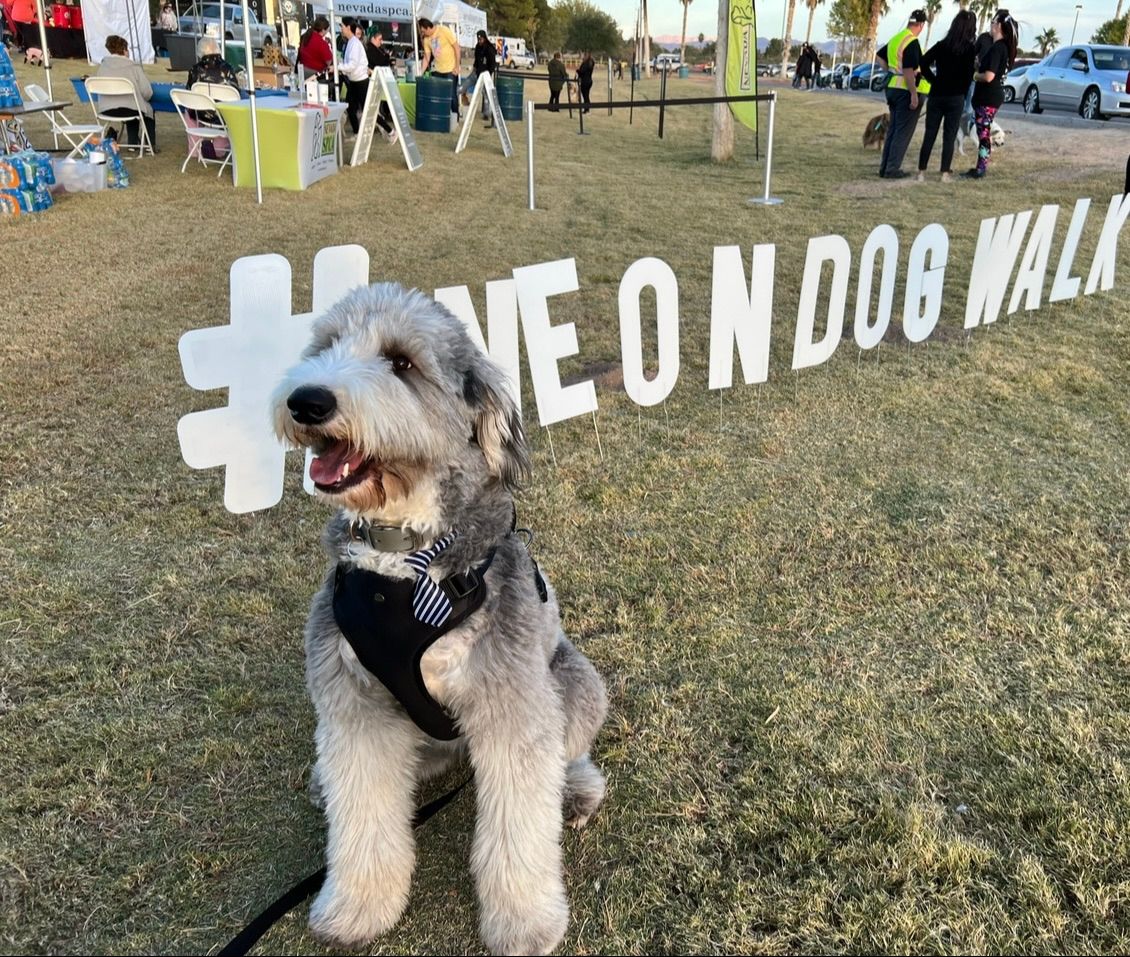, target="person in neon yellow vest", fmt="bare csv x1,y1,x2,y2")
876,9,930,179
